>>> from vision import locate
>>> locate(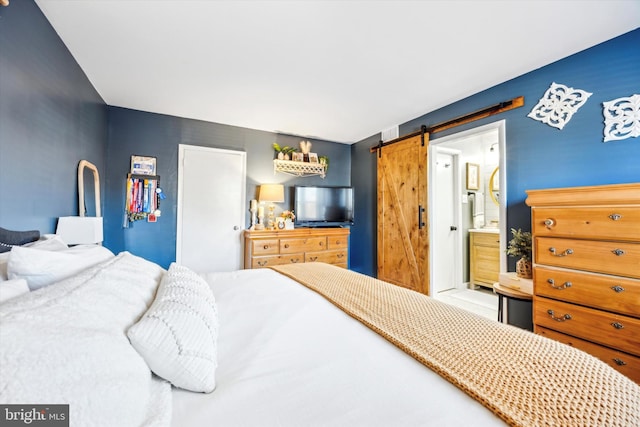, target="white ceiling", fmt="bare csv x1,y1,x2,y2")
35,0,639,144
